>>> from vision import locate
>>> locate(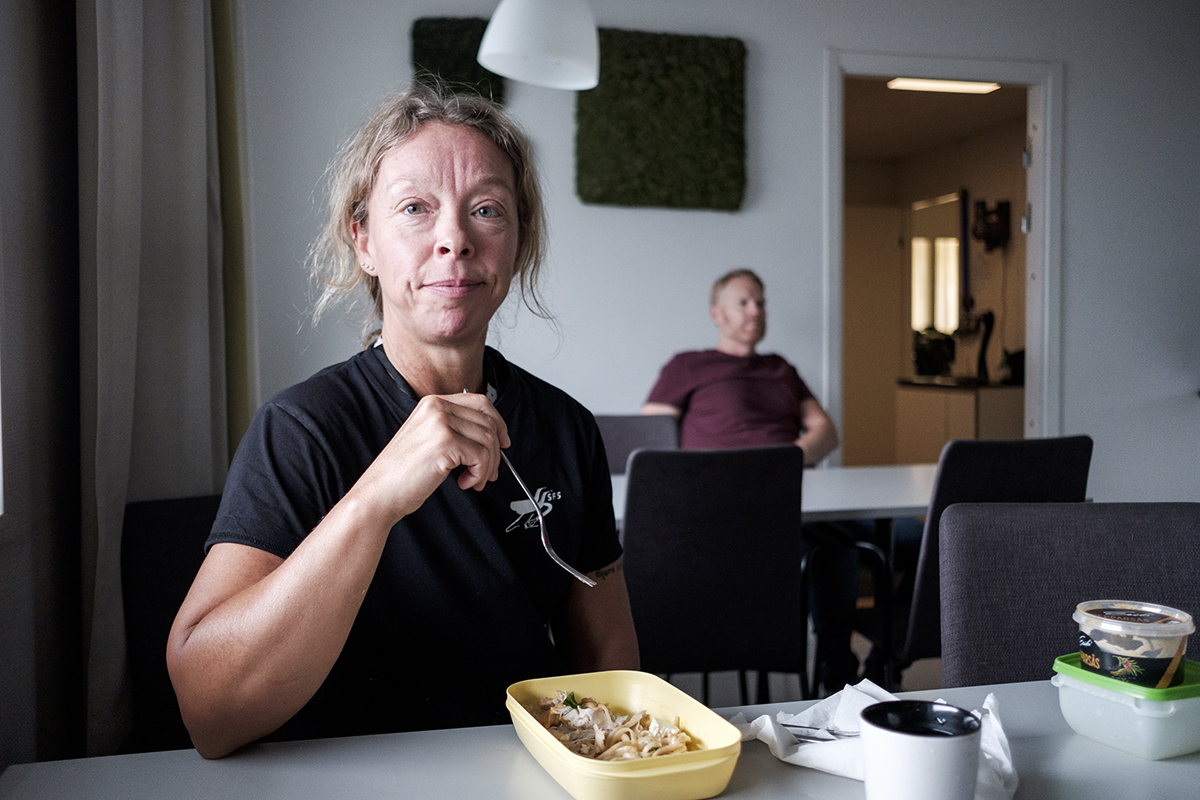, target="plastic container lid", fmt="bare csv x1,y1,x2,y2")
1073,600,1195,638
1053,653,1200,701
